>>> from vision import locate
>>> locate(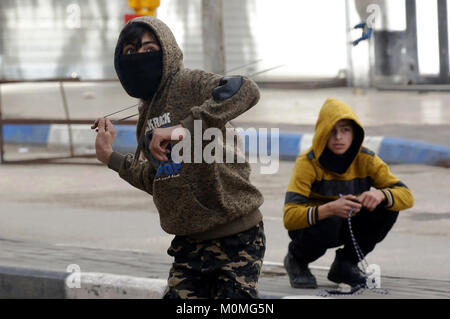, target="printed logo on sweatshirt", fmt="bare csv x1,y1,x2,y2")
145,112,171,133
143,115,182,181
155,156,182,181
